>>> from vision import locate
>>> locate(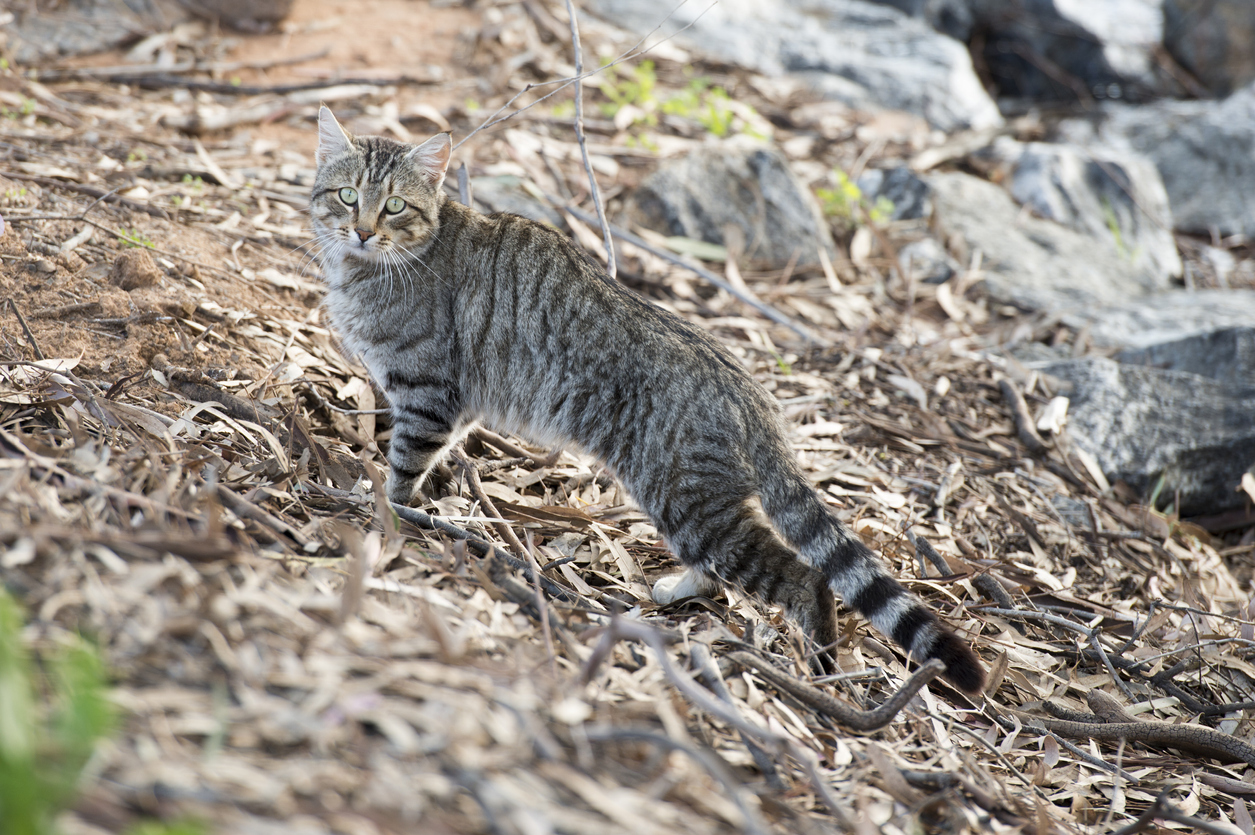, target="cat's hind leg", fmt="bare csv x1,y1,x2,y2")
652,567,721,604
663,501,838,670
